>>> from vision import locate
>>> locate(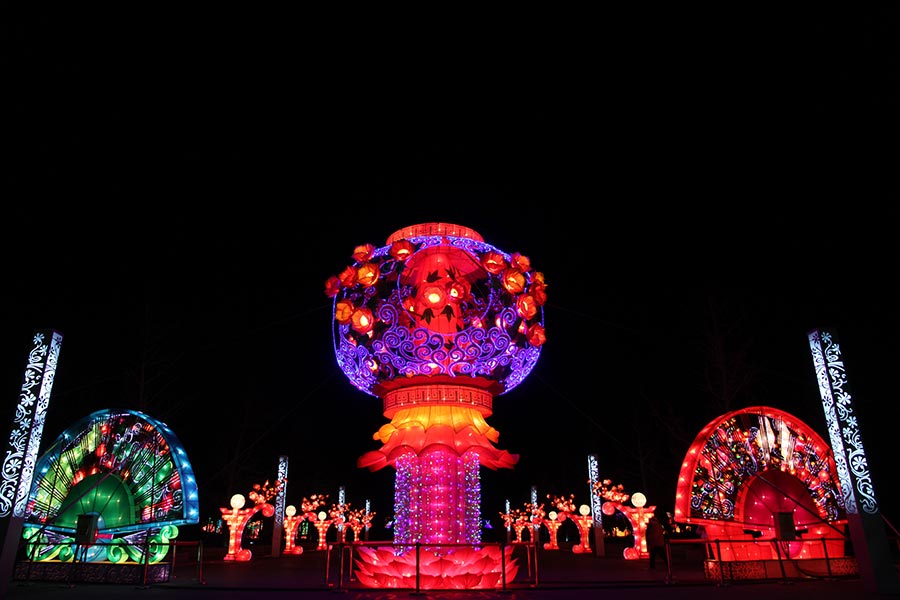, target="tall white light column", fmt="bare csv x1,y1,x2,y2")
272,455,289,557
808,328,899,594
587,454,605,556
0,330,63,597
